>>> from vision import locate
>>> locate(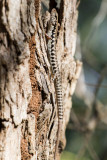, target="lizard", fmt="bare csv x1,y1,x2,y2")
46,9,63,160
